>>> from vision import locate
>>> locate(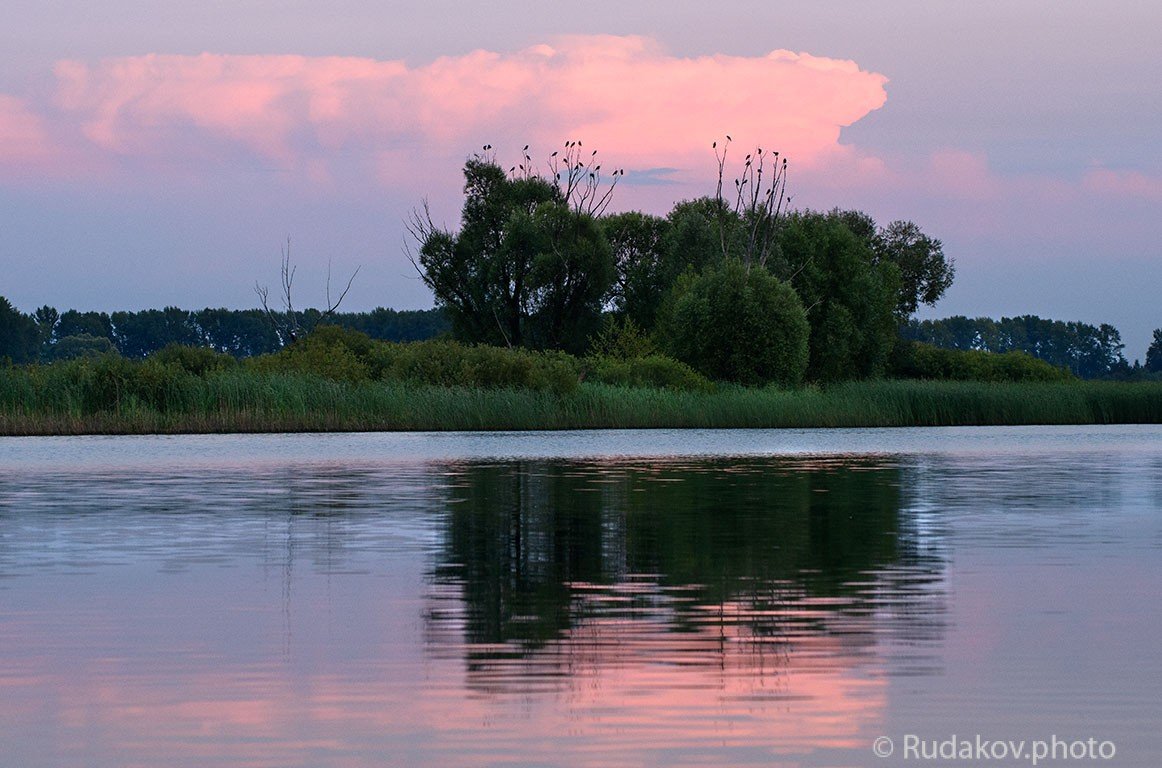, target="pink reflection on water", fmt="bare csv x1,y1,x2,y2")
0,591,886,767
